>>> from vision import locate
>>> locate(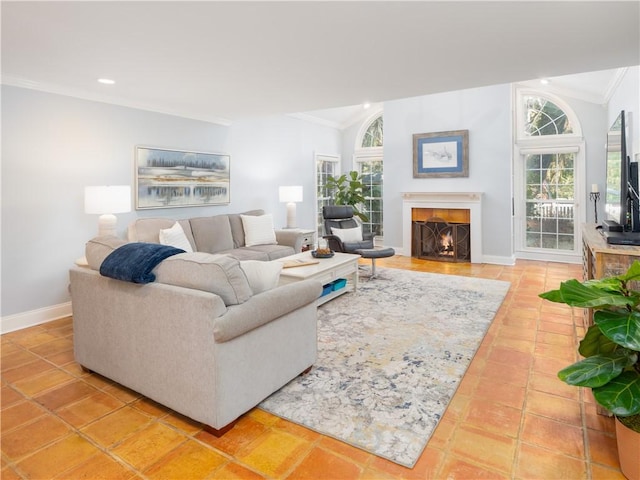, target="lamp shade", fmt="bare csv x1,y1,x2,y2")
84,186,131,214
279,186,303,203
